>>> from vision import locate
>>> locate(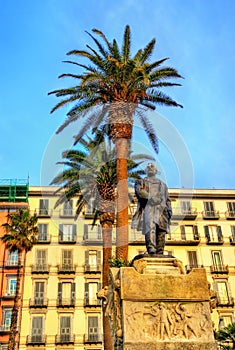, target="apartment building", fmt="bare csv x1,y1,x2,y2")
0,179,29,350
1,183,235,349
